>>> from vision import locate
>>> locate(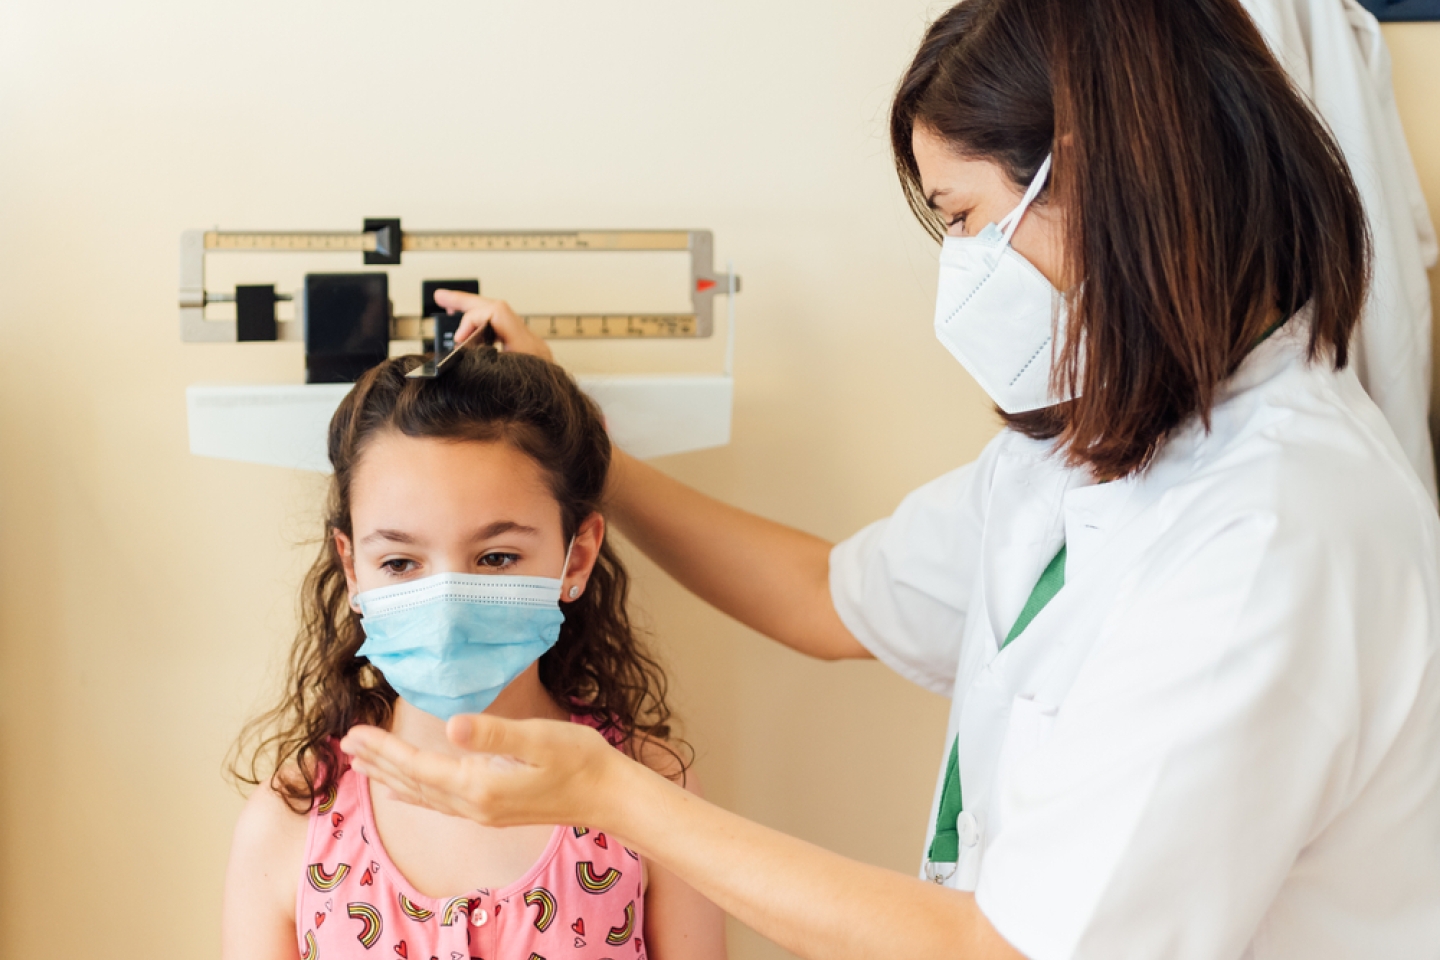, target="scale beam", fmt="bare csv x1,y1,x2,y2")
179,223,738,343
